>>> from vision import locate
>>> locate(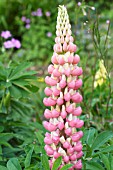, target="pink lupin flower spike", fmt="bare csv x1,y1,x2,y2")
43,5,83,169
